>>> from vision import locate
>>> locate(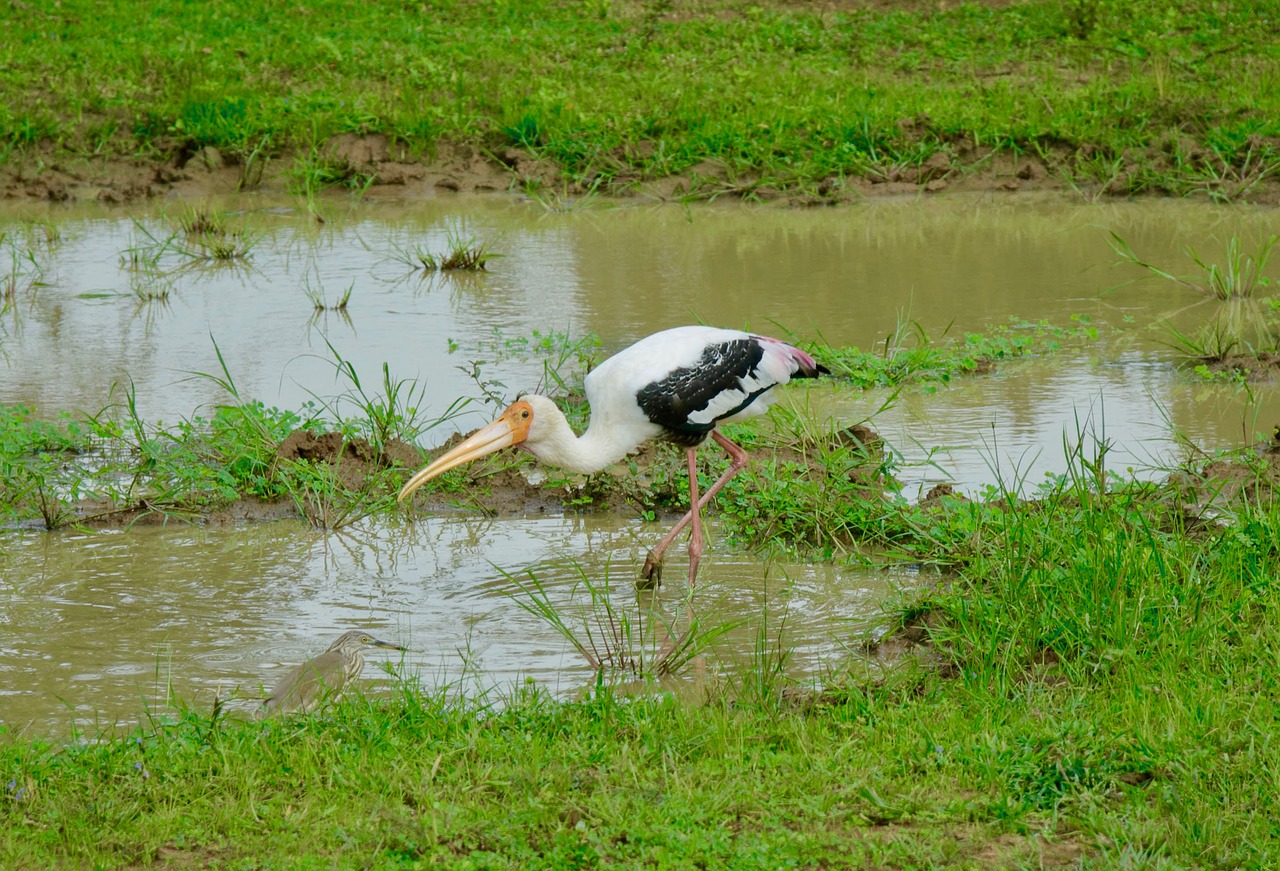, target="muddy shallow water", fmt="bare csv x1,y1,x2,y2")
0,515,910,733
3,192,1279,732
